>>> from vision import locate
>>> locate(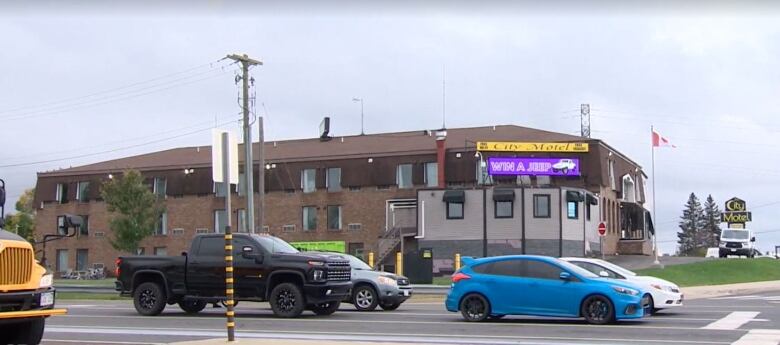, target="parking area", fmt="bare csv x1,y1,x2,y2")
41,291,780,345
